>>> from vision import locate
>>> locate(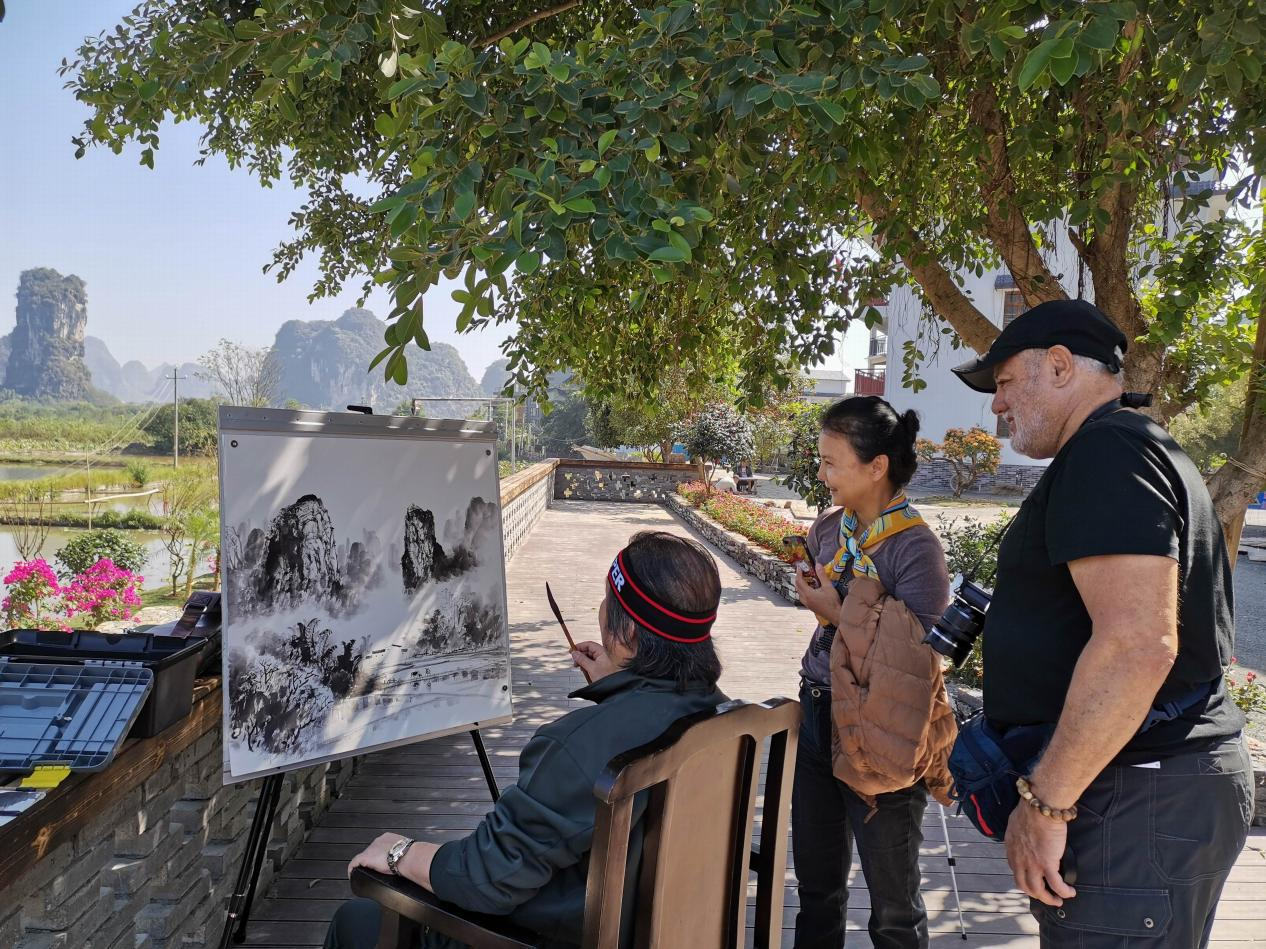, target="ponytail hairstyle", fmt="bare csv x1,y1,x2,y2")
819,396,920,488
